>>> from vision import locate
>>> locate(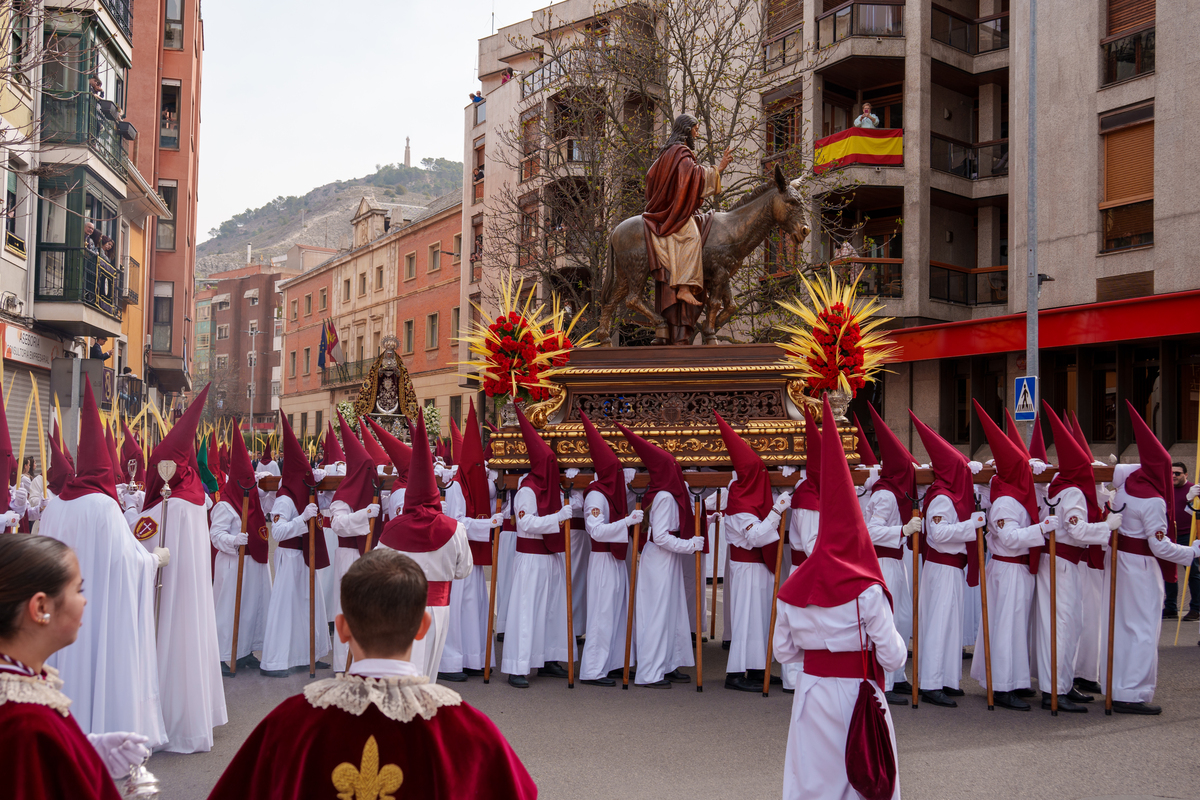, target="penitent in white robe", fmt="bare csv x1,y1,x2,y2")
260,496,332,673
439,481,497,673
579,492,633,681
724,509,783,673
634,492,702,685
918,495,978,692
42,493,166,747
135,496,228,753
970,495,1044,693
327,497,374,672
775,583,906,800
210,500,272,662
865,491,913,691
781,505,818,691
